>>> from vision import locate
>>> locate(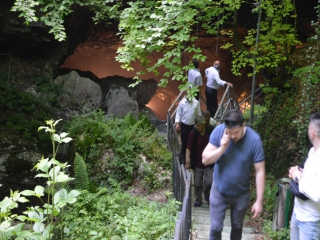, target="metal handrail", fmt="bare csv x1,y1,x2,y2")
214,85,240,121
167,93,192,240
